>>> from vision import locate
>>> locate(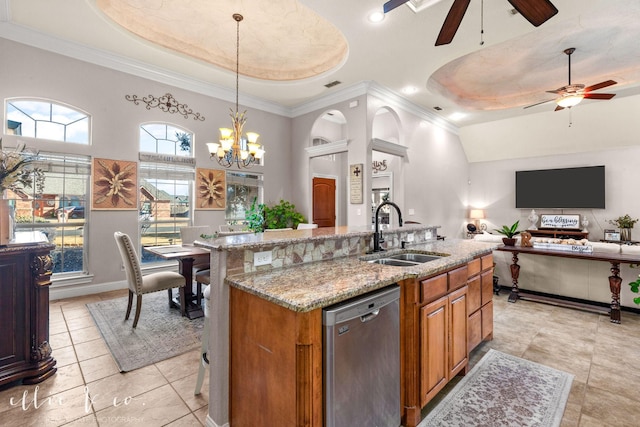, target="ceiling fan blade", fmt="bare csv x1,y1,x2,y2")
554,105,565,111
584,80,617,93
584,93,616,100
507,0,558,26
524,99,555,109
383,0,410,13
435,0,471,46
546,88,565,94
